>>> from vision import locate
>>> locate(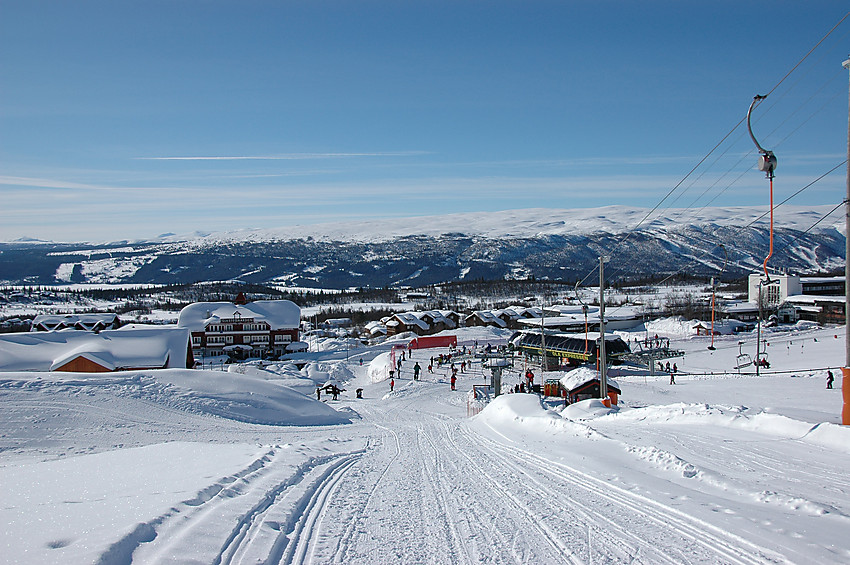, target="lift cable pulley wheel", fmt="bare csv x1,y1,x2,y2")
747,95,777,179
746,95,777,282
